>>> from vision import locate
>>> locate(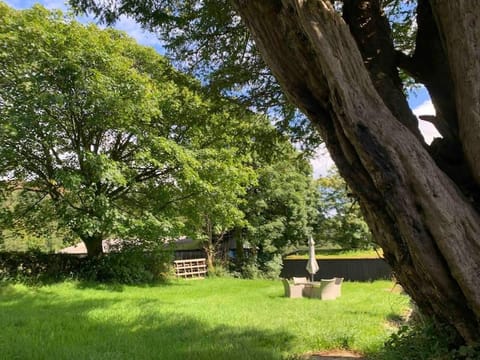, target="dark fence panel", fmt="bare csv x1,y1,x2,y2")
174,249,206,260
281,258,392,281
